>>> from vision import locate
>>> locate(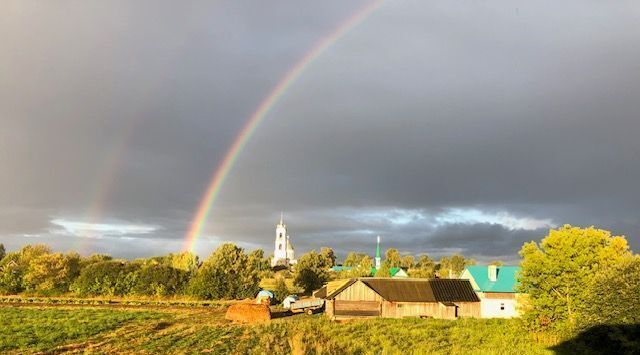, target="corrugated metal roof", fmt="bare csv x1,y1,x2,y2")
462,266,520,293
326,278,479,303
429,279,479,302
362,279,437,302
